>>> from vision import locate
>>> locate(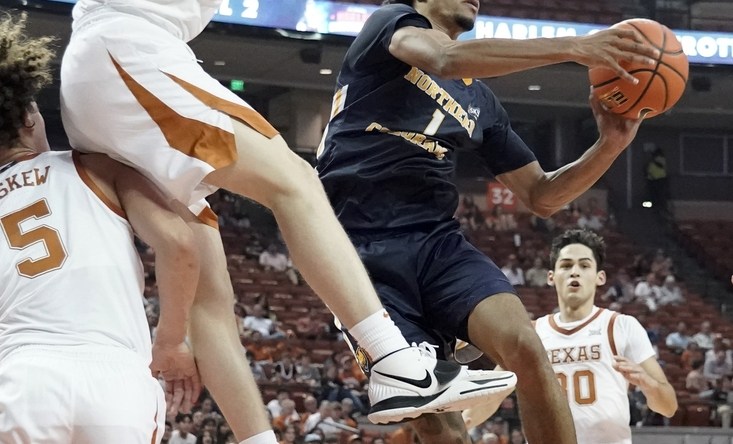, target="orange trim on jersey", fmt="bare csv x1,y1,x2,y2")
150,407,159,444
197,206,219,230
549,308,605,336
608,312,619,356
110,55,238,170
72,151,127,219
163,73,279,140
